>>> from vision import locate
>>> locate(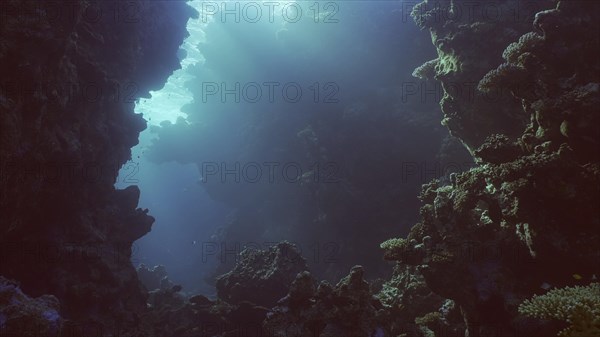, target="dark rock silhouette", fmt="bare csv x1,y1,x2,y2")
0,0,196,330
